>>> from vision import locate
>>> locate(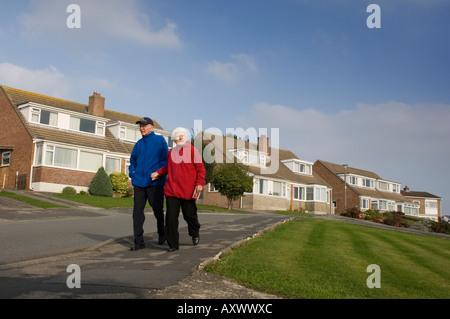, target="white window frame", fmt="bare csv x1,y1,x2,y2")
1,151,11,166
